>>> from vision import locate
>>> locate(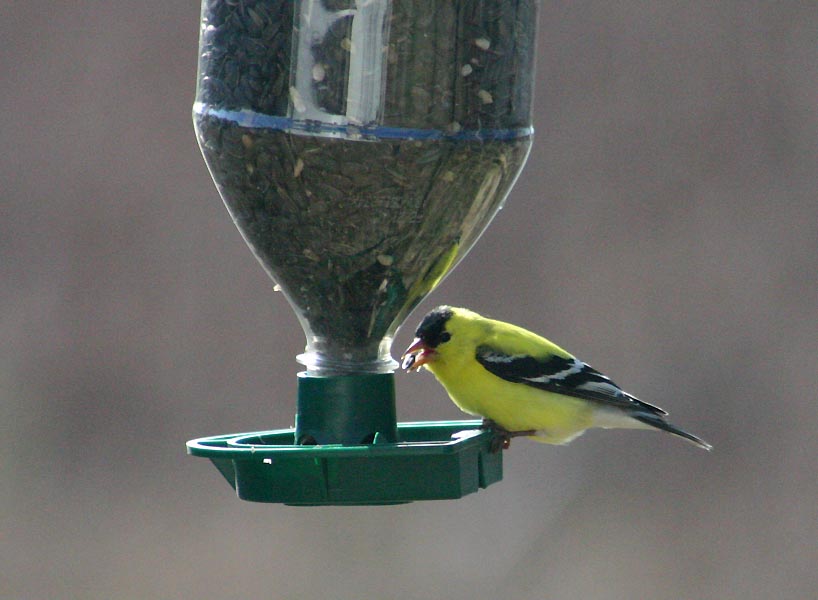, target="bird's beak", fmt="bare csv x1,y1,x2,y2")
401,338,435,372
